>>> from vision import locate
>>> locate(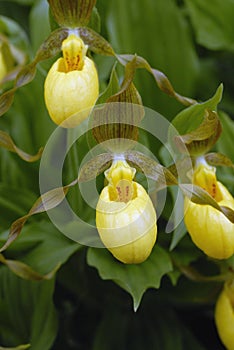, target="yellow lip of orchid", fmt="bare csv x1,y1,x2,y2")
184,161,234,259
215,280,234,350
61,34,87,72
96,159,157,264
44,33,99,128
